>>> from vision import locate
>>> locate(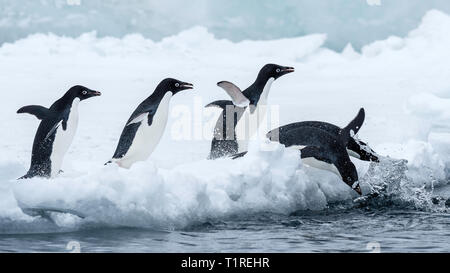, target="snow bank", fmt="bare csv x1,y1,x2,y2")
10,145,332,231
1,10,450,233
